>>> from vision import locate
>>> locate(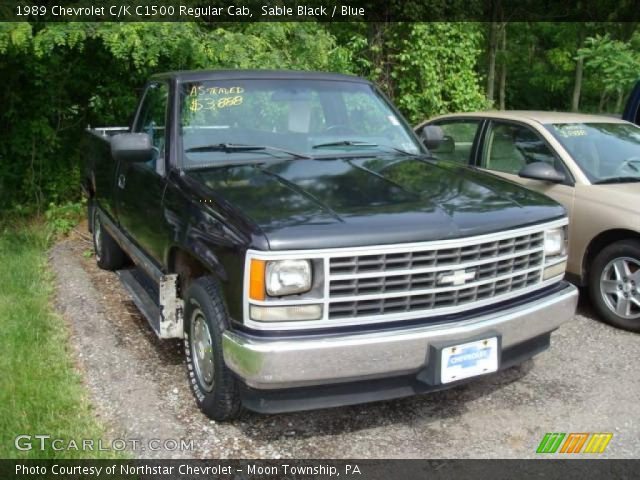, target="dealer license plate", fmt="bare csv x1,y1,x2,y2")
440,337,498,384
